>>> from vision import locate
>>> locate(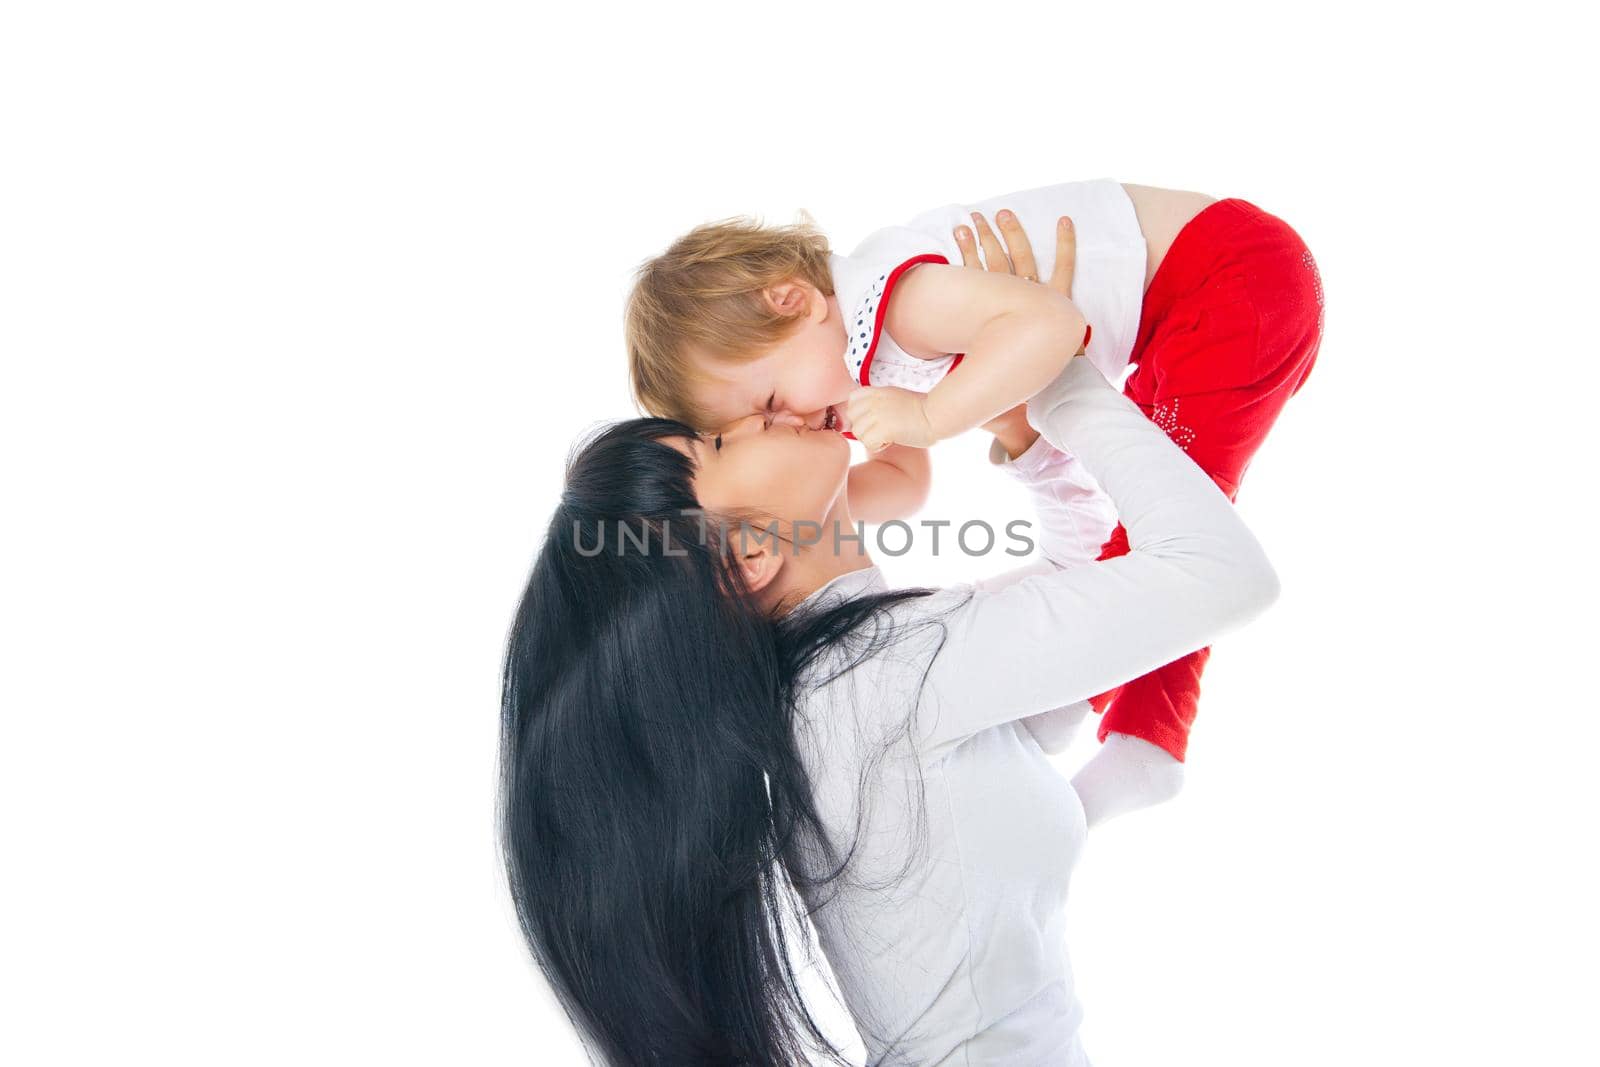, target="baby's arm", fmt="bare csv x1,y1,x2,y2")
844,221,1088,453
846,444,930,524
